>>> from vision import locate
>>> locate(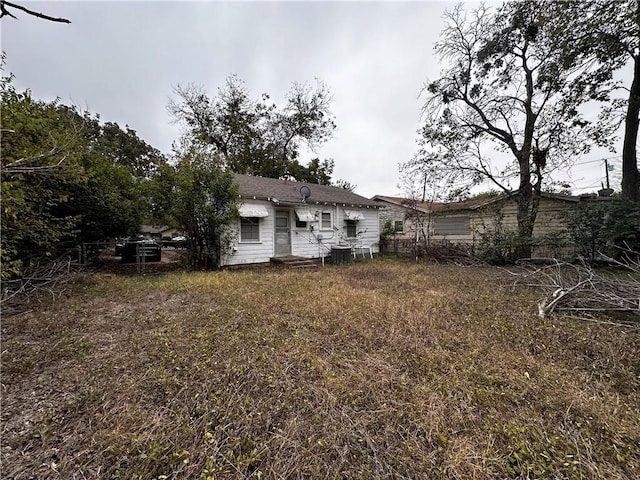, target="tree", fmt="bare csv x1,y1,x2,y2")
168,75,336,182
1,84,84,278
1,78,168,278
169,142,239,269
418,2,605,258
333,179,357,192
549,0,640,202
